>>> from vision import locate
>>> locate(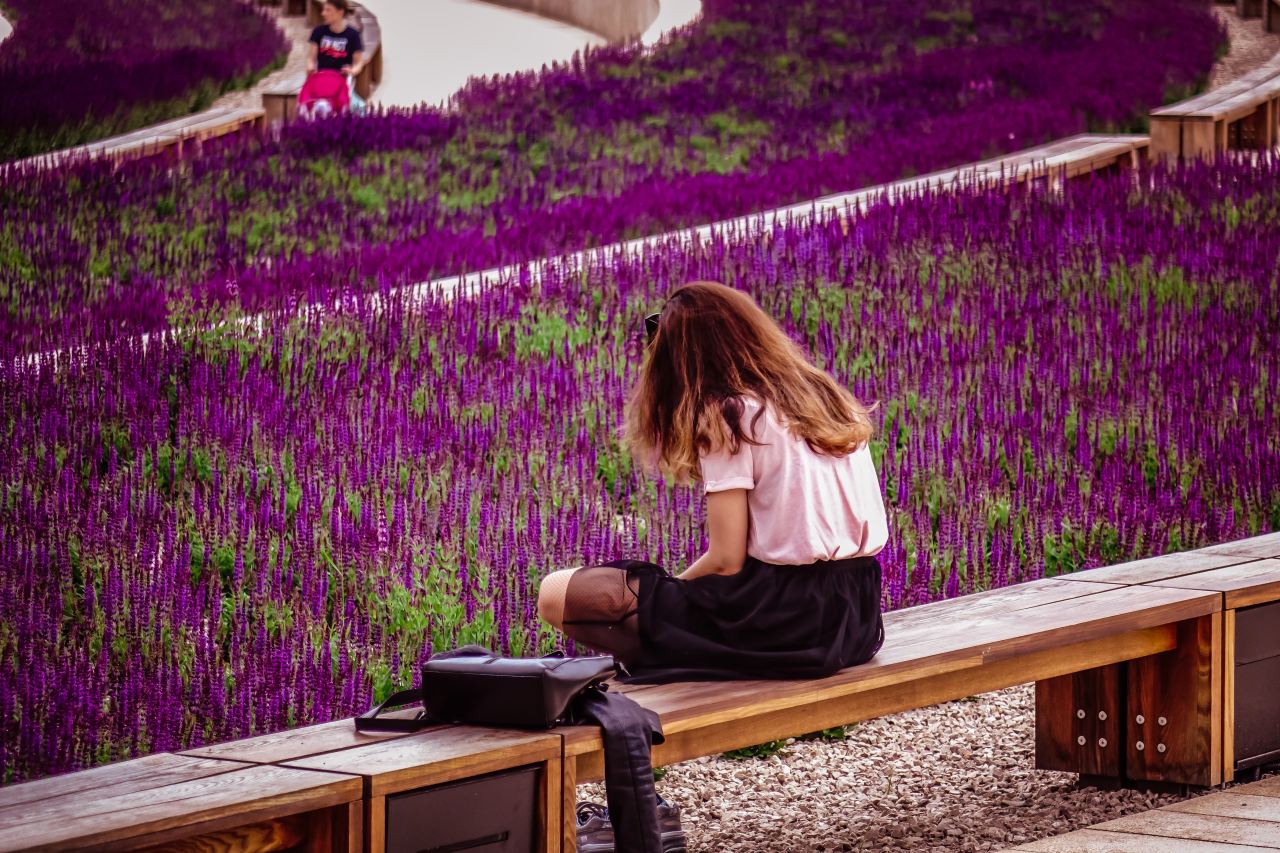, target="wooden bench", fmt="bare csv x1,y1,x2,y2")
0,752,362,851
1058,532,1280,785
179,713,564,853
814,134,1150,215
11,107,266,171
1007,773,1280,851
1150,58,1280,161
2,532,1275,851
1239,0,1264,18
1268,0,1280,33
